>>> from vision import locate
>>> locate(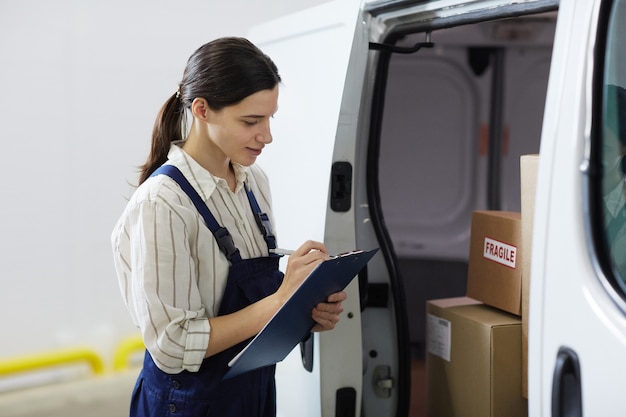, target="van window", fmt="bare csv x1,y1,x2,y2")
599,0,626,293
